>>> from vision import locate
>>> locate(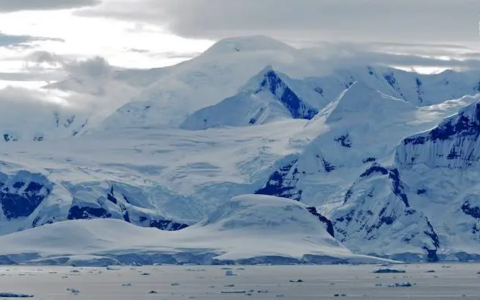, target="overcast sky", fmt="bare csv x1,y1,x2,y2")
1,0,480,87
79,0,480,45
